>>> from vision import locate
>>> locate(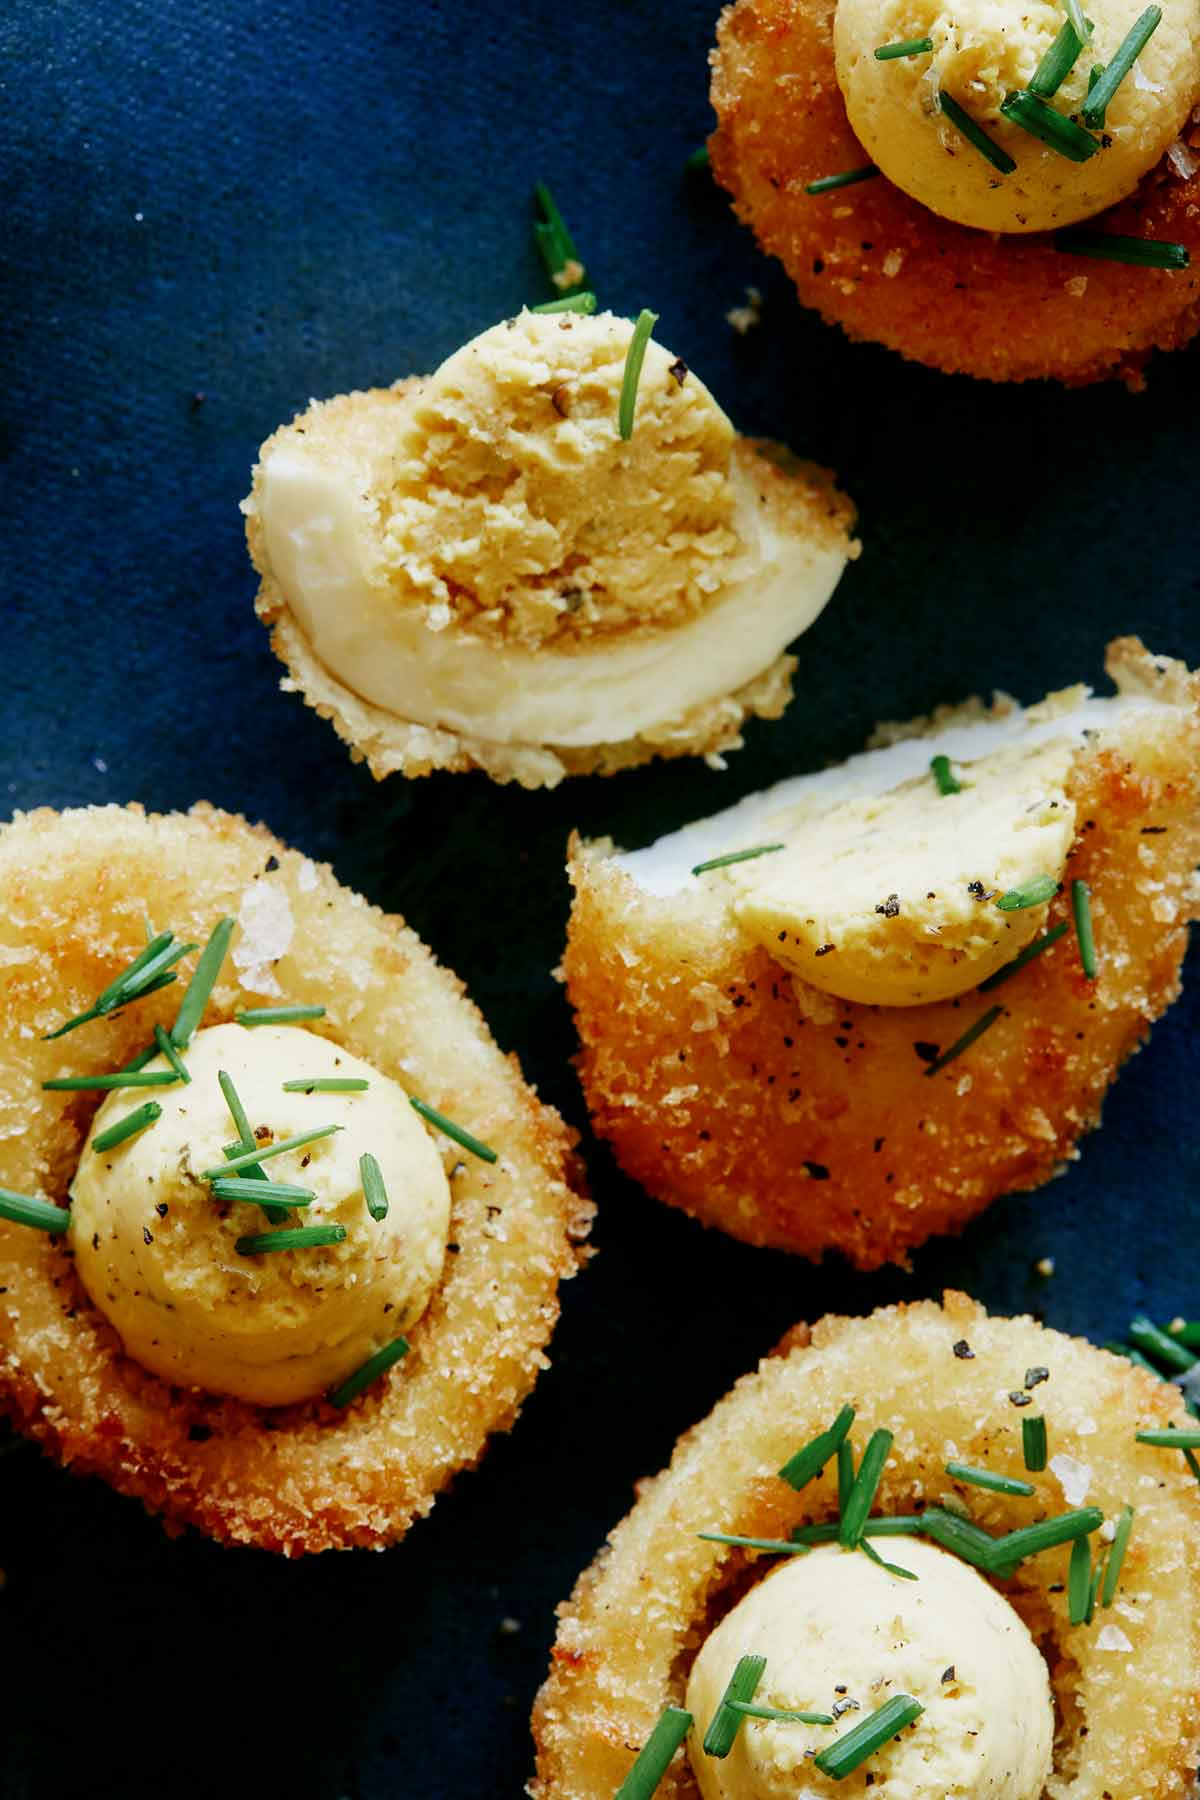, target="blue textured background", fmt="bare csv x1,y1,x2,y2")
2,2,1198,1796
